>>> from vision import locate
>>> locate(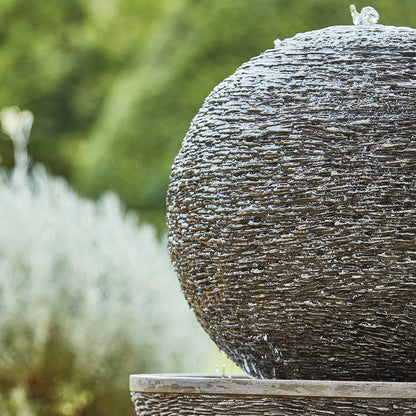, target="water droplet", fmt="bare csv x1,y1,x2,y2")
273,38,281,48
